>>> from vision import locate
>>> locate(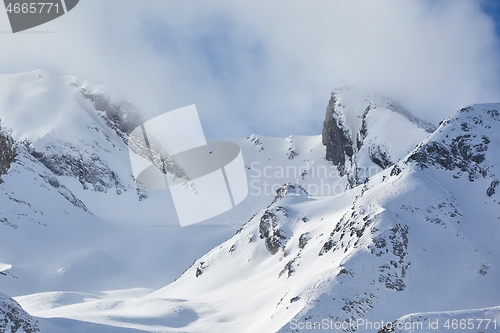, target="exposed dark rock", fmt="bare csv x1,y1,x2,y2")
279,259,296,278
337,267,353,277
0,123,17,184
479,264,489,276
318,239,336,256
486,108,500,120
322,94,353,173
31,171,91,213
487,179,499,197
136,187,148,201
127,130,189,182
259,207,288,255
369,236,387,257
271,183,308,206
378,224,409,291
356,105,371,150
57,185,91,213
341,294,375,317
80,89,143,144
408,134,489,181
195,261,206,278
369,145,392,169
390,165,401,176
0,293,40,333
287,150,299,160
0,217,18,229
298,233,309,249
29,145,126,194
